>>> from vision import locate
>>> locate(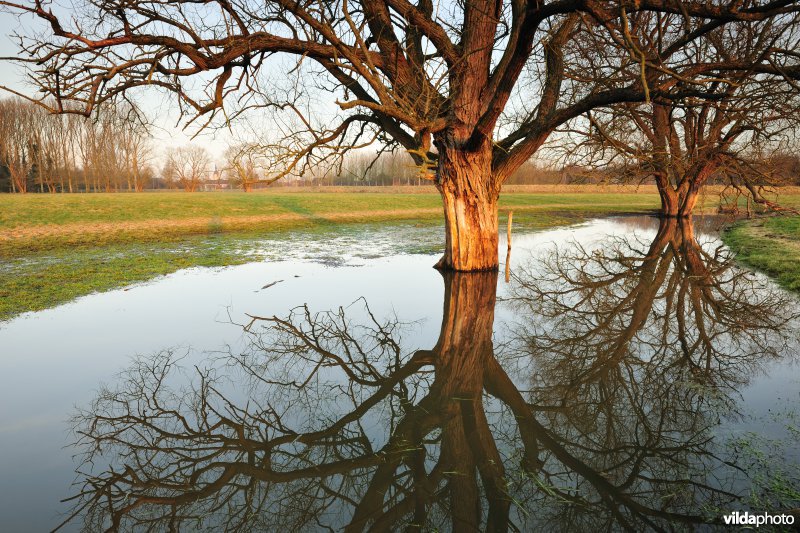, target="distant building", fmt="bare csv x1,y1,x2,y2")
200,166,230,191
